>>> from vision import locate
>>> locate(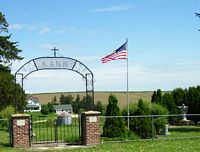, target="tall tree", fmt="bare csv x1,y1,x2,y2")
196,13,200,18
81,95,93,111
172,88,186,106
151,89,162,104
0,12,24,112
59,94,66,105
186,86,200,122
151,91,157,103
156,89,163,104
65,95,74,104
162,93,178,124
196,12,200,31
51,96,58,105
0,65,25,111
0,12,23,65
72,94,82,113
162,93,177,114
103,95,127,137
